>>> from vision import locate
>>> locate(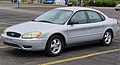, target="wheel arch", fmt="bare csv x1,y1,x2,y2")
104,28,114,38
46,33,67,47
